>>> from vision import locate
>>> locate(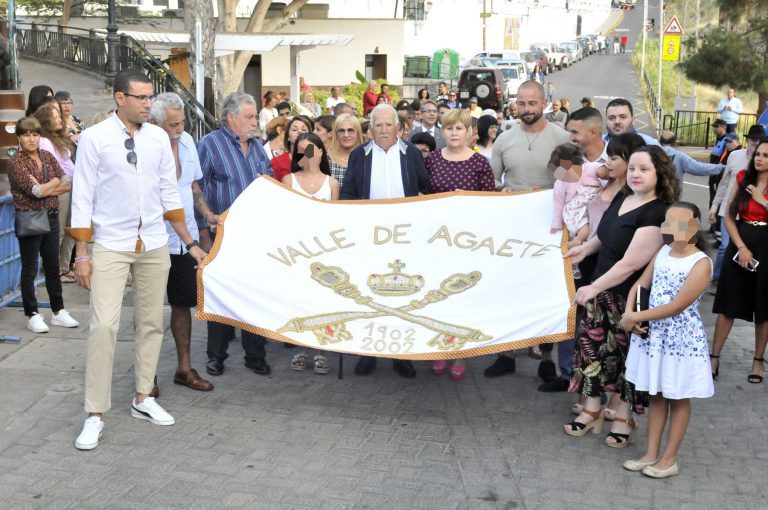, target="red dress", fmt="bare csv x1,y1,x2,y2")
271,153,292,183
363,90,378,116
